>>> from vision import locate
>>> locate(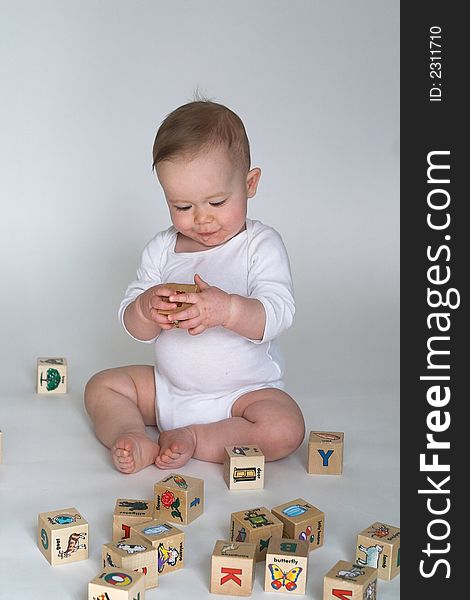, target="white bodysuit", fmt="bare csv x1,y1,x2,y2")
118,219,295,431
